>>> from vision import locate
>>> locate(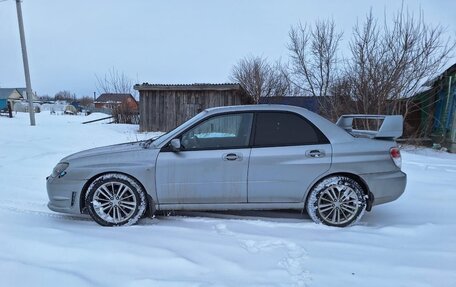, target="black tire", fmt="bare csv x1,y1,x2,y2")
306,176,366,227
85,173,147,227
